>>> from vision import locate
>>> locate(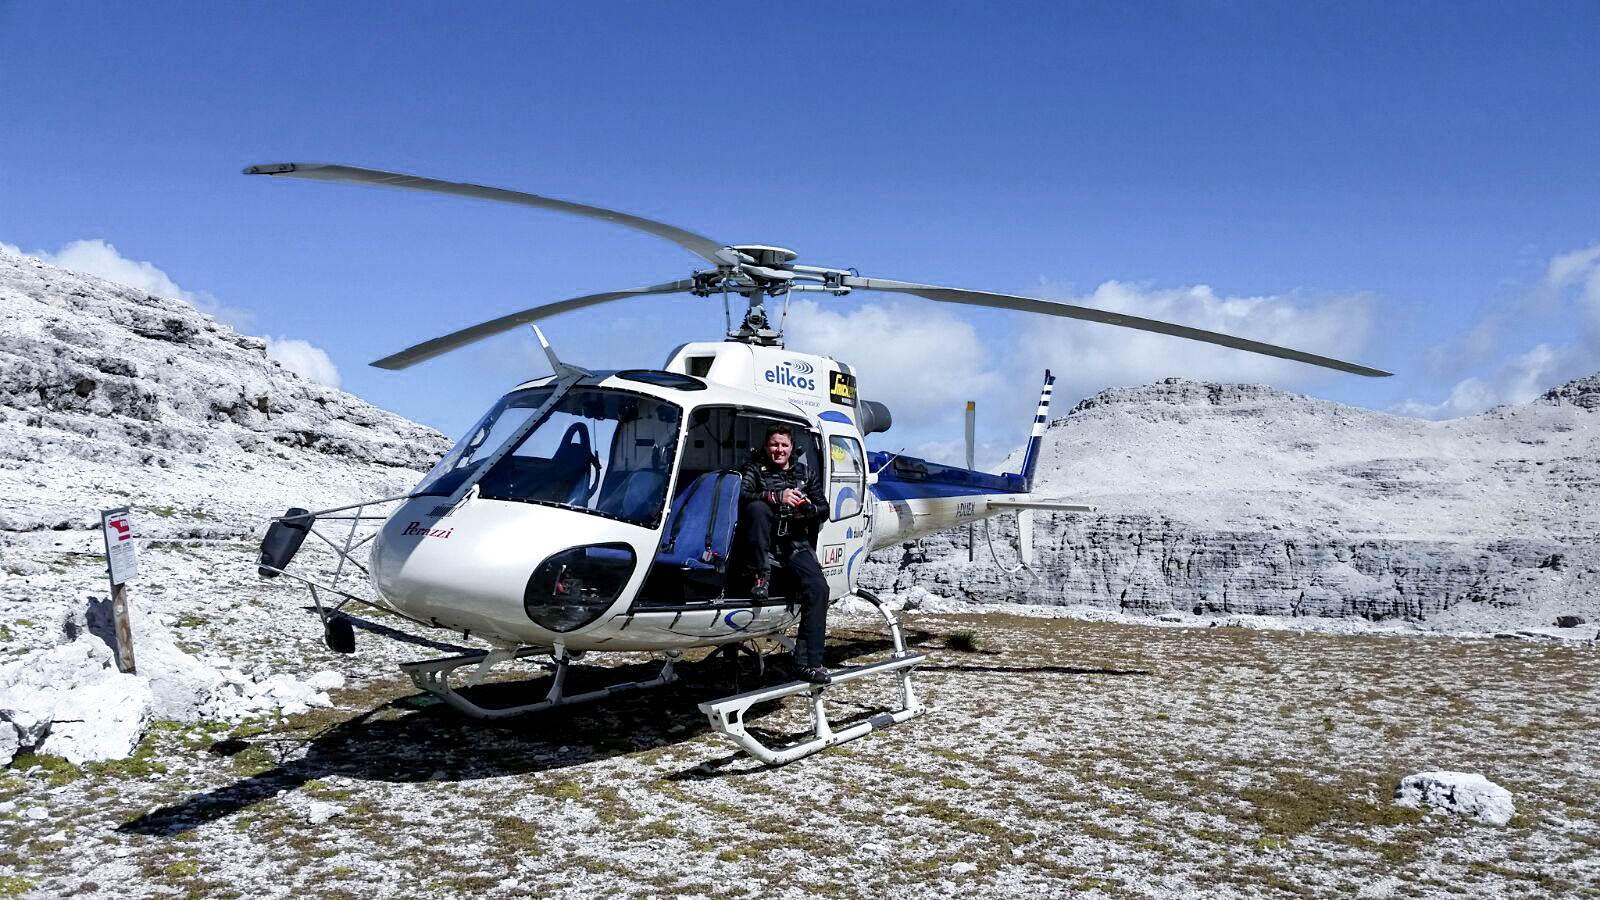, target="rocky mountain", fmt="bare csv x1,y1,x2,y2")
0,246,452,765
0,246,451,537
859,376,1600,631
